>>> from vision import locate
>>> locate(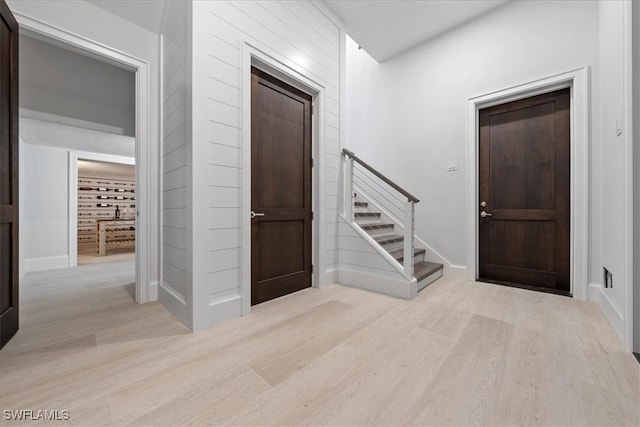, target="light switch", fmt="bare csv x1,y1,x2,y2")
447,160,458,172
